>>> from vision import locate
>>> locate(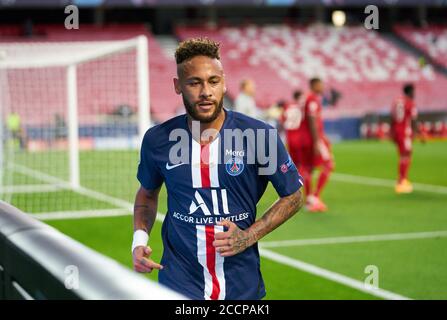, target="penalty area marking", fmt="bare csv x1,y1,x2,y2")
32,208,132,221
260,248,411,300
32,208,166,223
332,172,447,195
9,163,166,223
1,184,65,194
260,230,447,248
